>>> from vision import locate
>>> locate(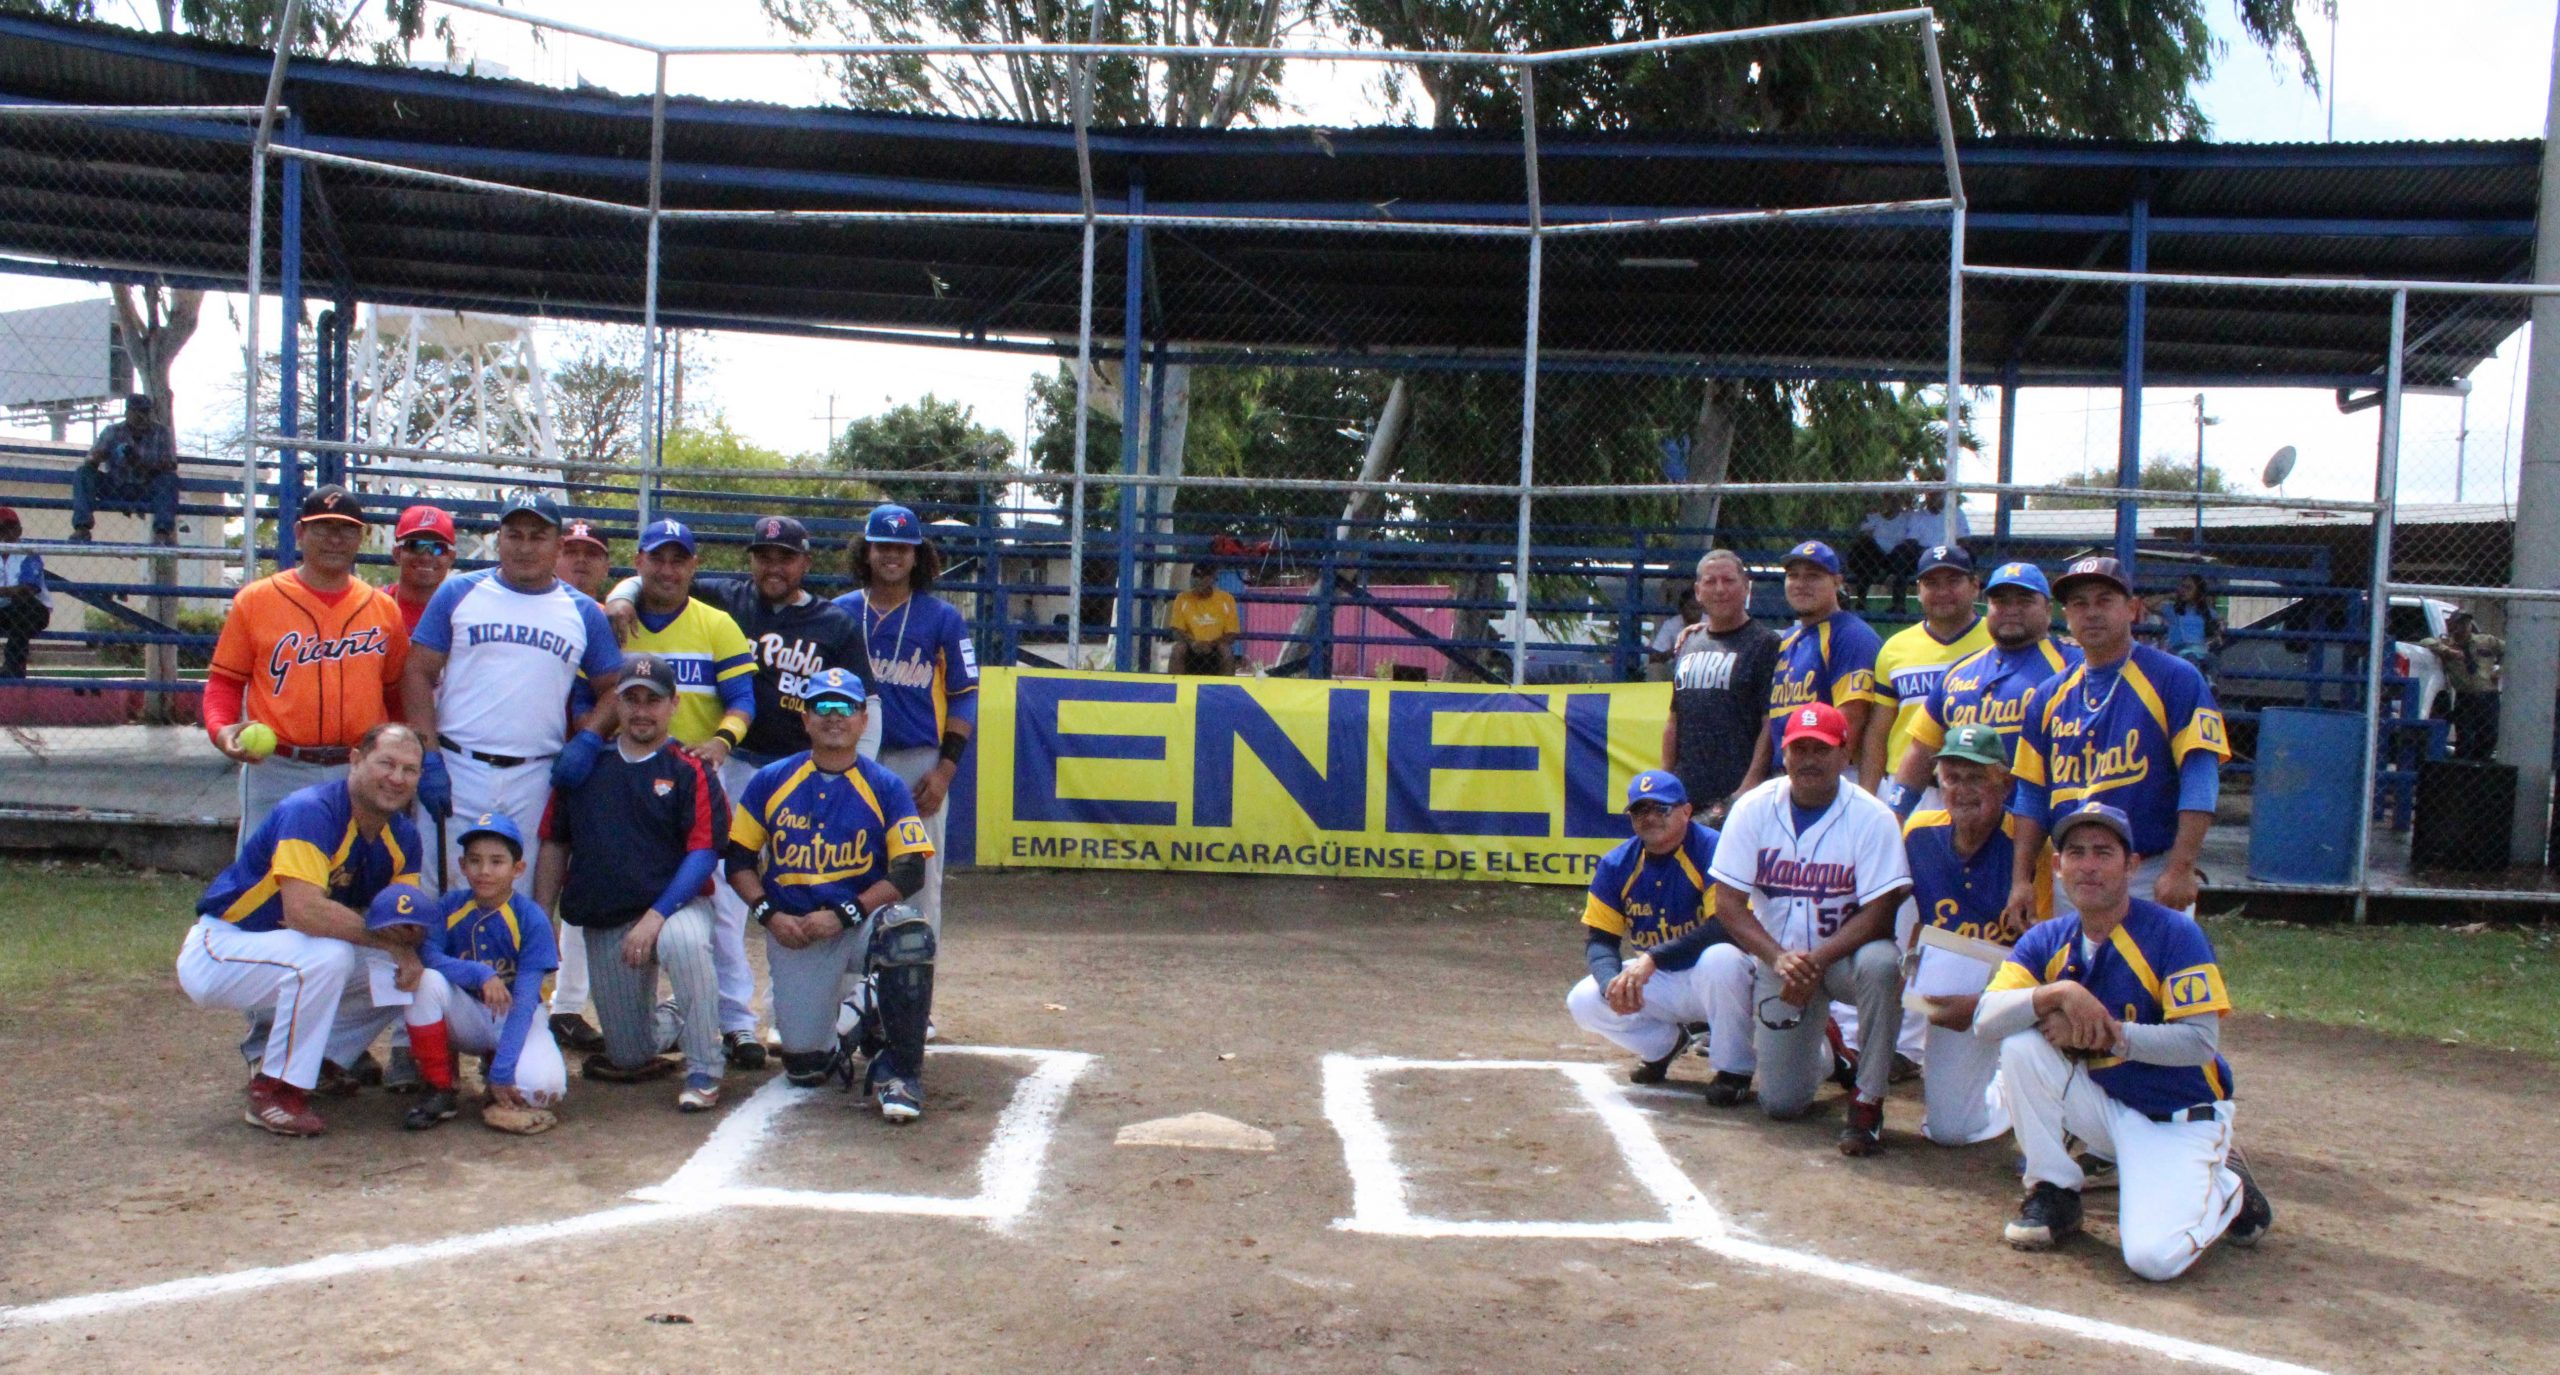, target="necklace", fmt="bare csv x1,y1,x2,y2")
2080,662,2121,717
864,590,914,674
